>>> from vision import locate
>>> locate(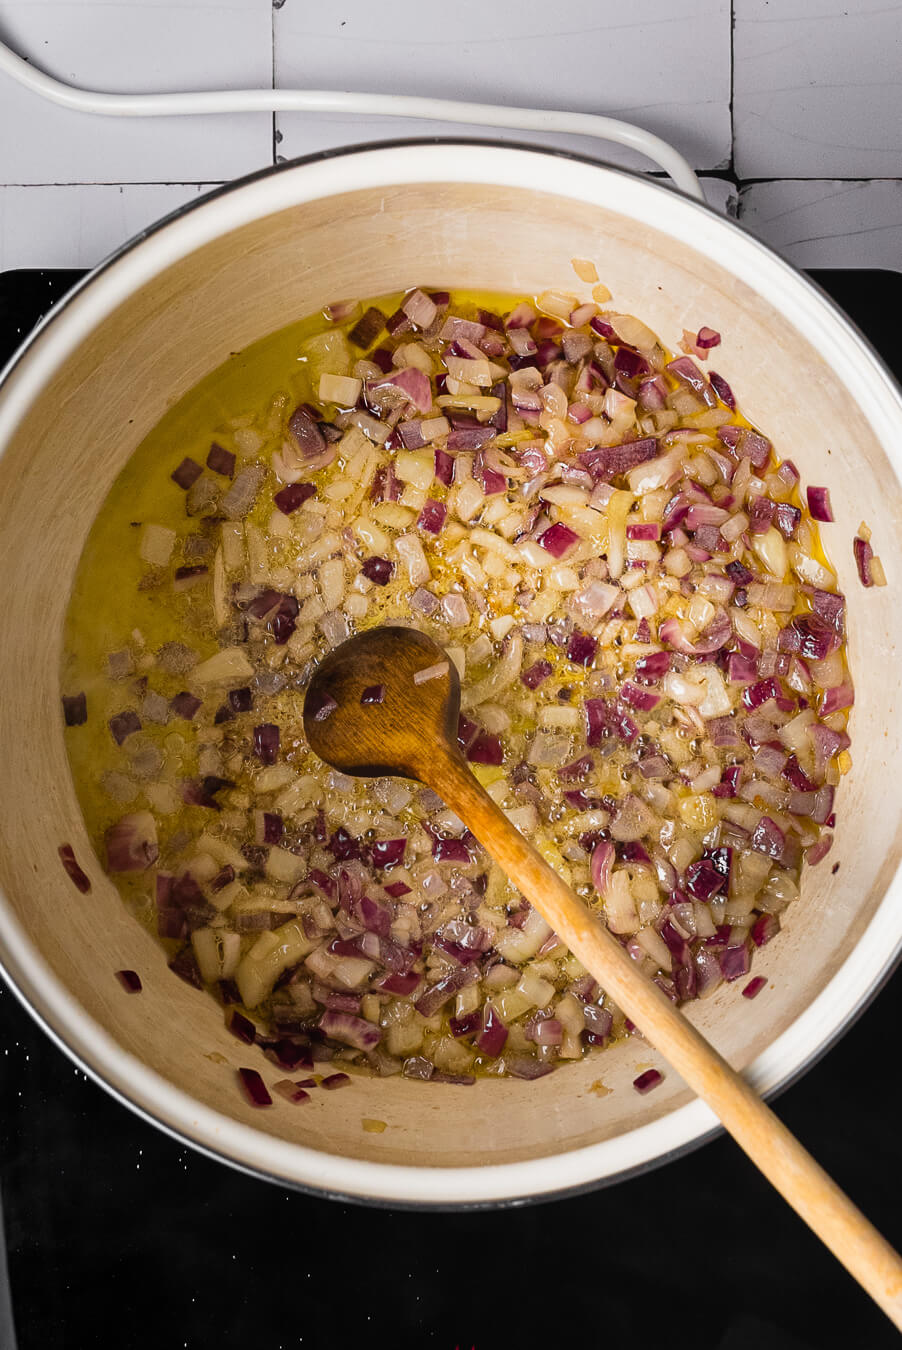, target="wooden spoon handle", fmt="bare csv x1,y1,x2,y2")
431,748,902,1327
